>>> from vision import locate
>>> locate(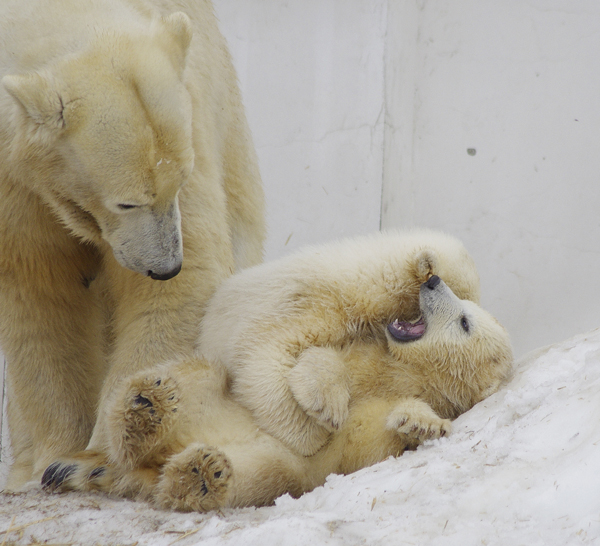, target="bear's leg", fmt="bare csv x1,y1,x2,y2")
221,439,311,509
41,452,162,501
41,450,110,492
1,244,105,490
42,370,182,493
43,358,221,494
83,237,232,450
232,354,333,458
154,436,310,512
154,443,233,512
40,245,226,490
288,346,351,431
4,413,34,491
